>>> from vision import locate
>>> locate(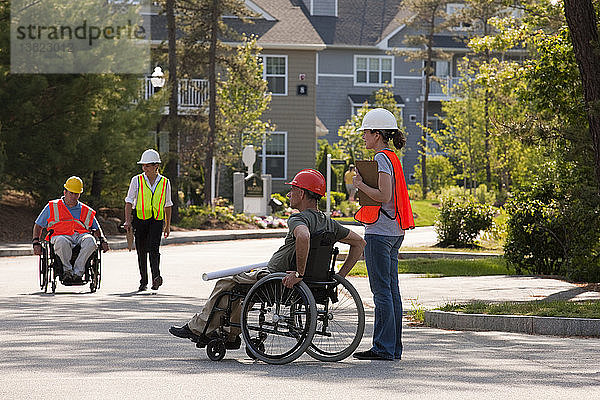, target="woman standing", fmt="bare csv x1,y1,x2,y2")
352,108,415,361
124,149,173,292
